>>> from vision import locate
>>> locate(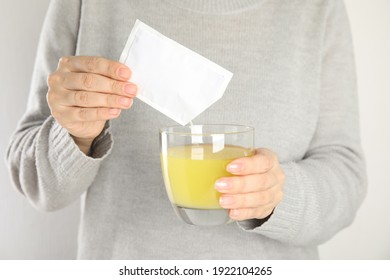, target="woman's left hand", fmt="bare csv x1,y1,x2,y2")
215,148,285,221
